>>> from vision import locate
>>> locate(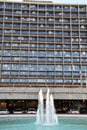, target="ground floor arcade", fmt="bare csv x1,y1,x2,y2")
0,99,87,114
